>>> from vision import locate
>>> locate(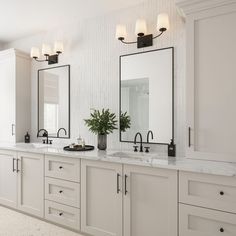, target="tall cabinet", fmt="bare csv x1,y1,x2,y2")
176,0,236,162
0,49,31,143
